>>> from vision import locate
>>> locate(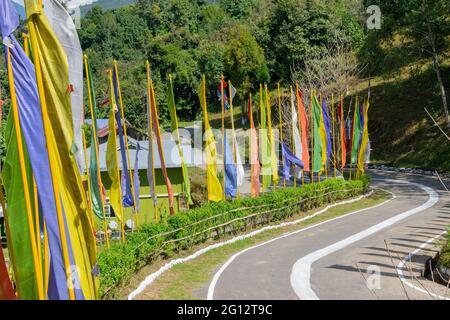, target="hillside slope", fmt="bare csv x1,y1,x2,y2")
356,59,450,171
